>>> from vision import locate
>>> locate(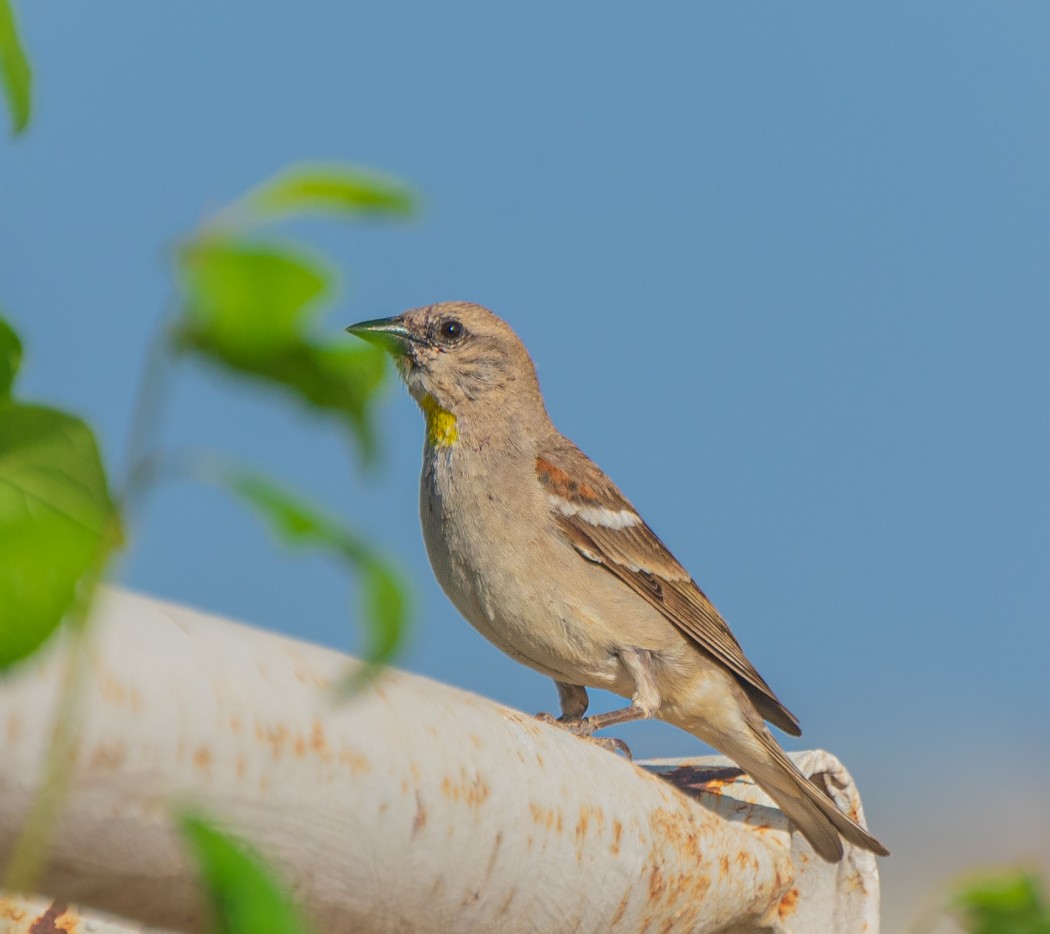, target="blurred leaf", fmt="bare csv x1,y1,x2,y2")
0,315,22,397
0,0,31,135
220,469,409,677
0,403,119,668
175,239,388,457
953,870,1050,934
179,812,313,934
179,241,330,356
243,164,415,221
